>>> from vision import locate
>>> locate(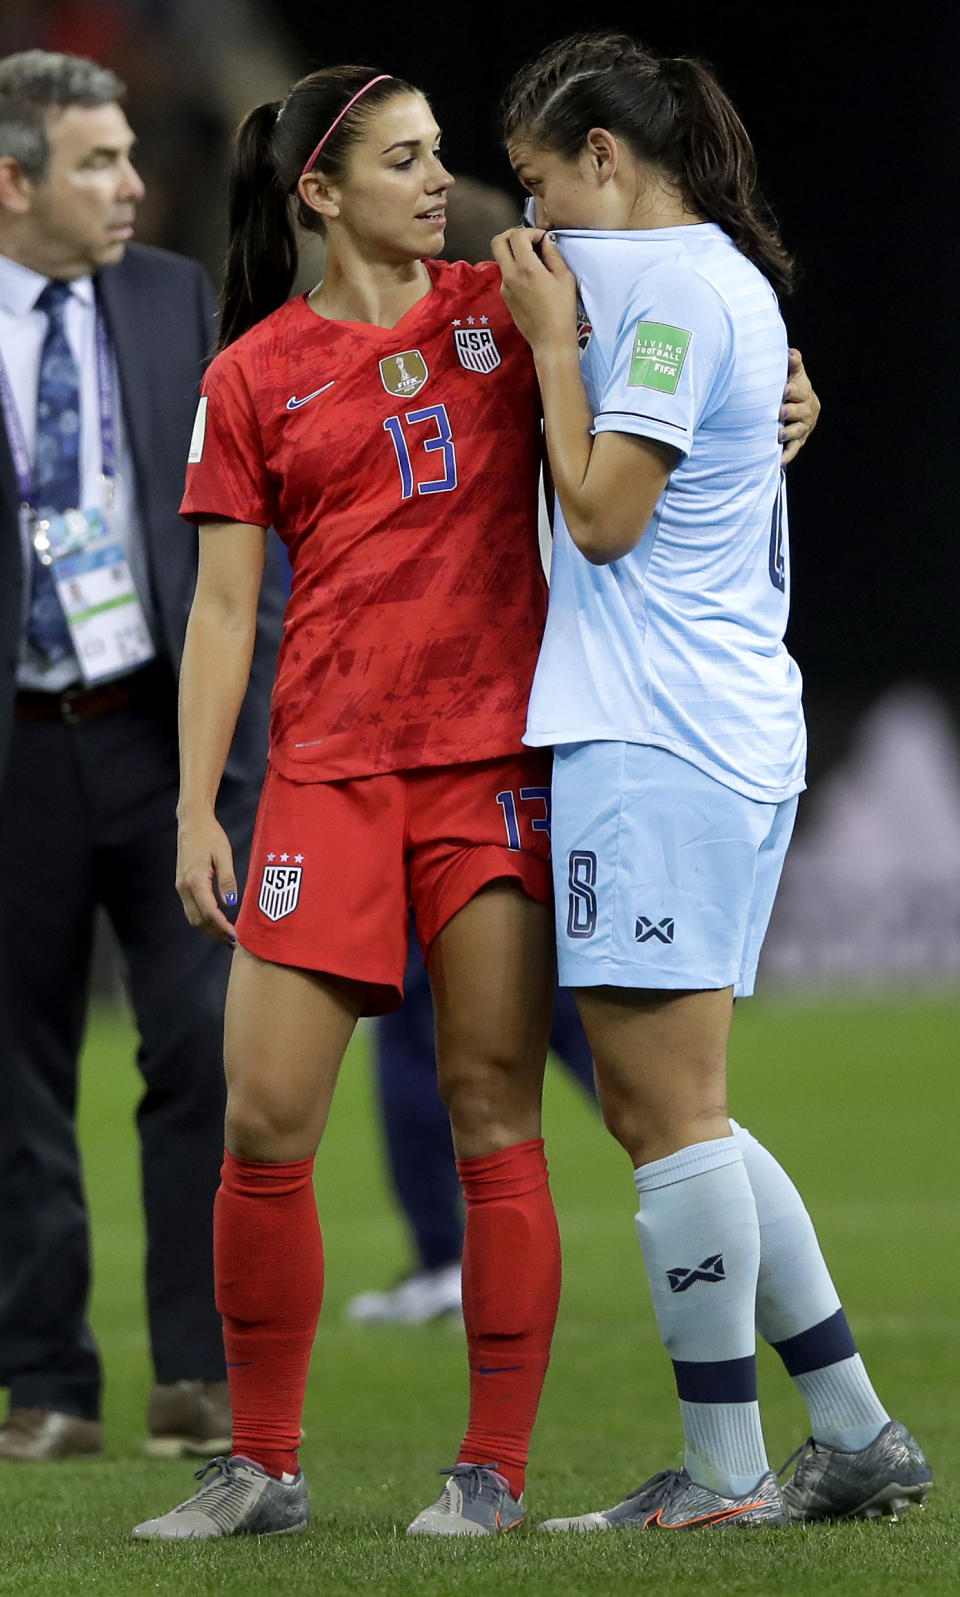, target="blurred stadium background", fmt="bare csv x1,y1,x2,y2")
0,3,956,1587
